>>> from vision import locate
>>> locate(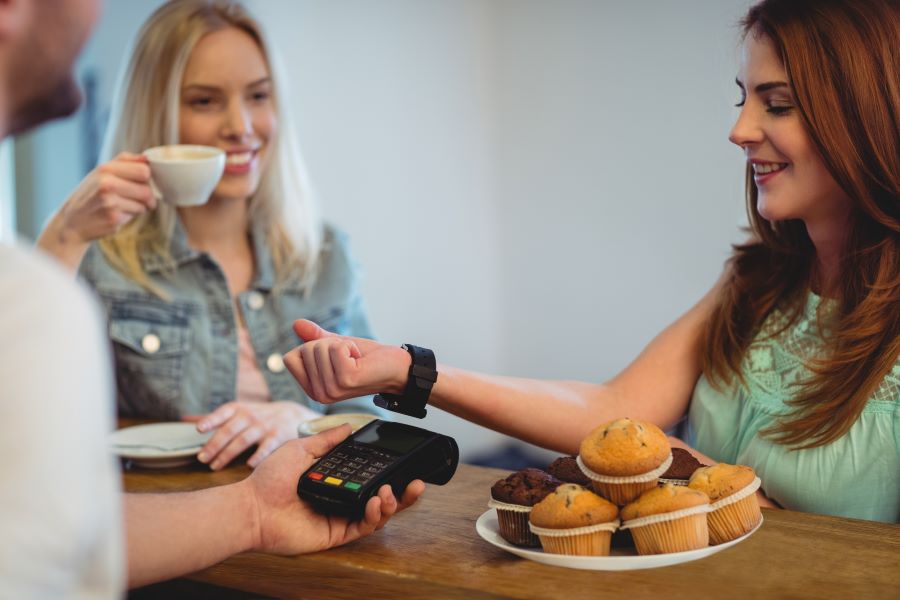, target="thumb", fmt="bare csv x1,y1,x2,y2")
297,423,353,459
293,318,337,342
